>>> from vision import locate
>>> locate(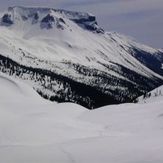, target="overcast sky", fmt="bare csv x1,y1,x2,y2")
0,0,162,48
